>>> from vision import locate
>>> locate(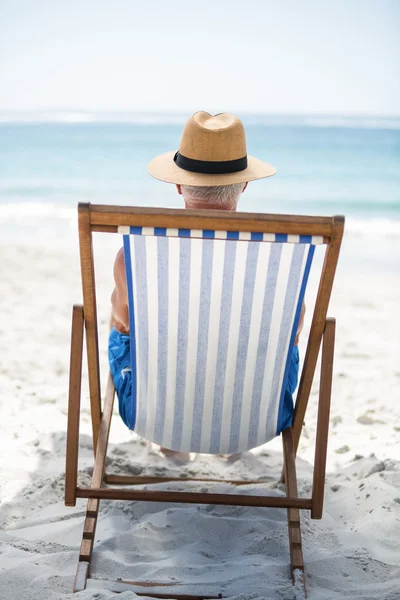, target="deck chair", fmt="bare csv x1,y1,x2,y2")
65,202,344,598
